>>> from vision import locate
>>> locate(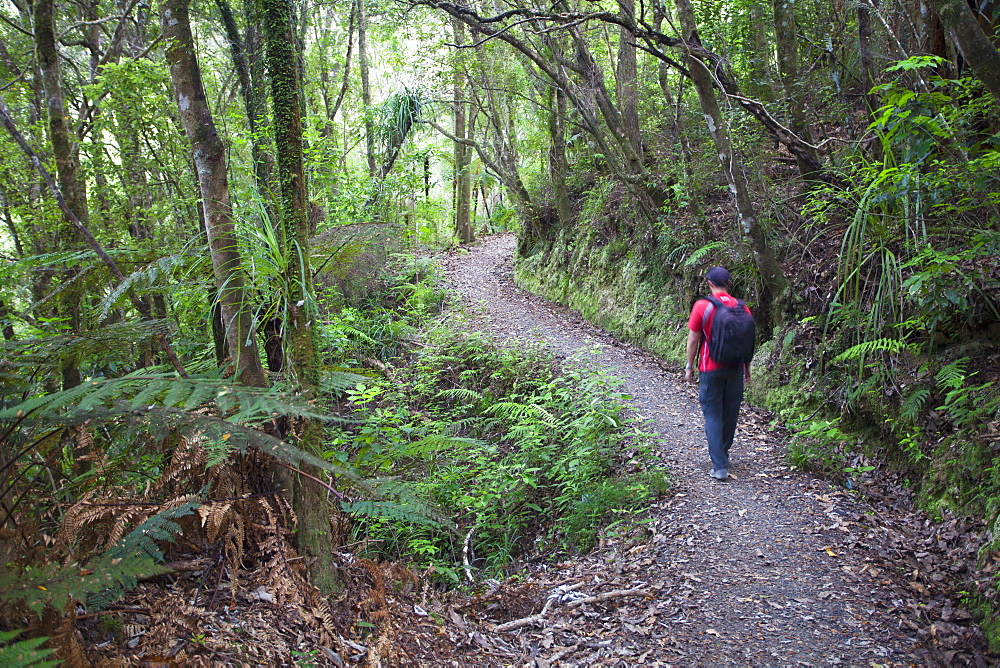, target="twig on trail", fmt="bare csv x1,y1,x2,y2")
565,586,653,608
493,613,548,632
549,643,580,661
492,585,652,631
